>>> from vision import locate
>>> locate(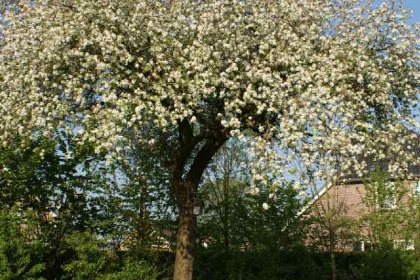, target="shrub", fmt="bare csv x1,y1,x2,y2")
62,232,160,280
102,259,160,280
